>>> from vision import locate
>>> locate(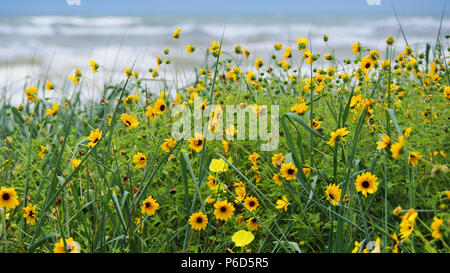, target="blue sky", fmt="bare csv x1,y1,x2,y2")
1,0,447,15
